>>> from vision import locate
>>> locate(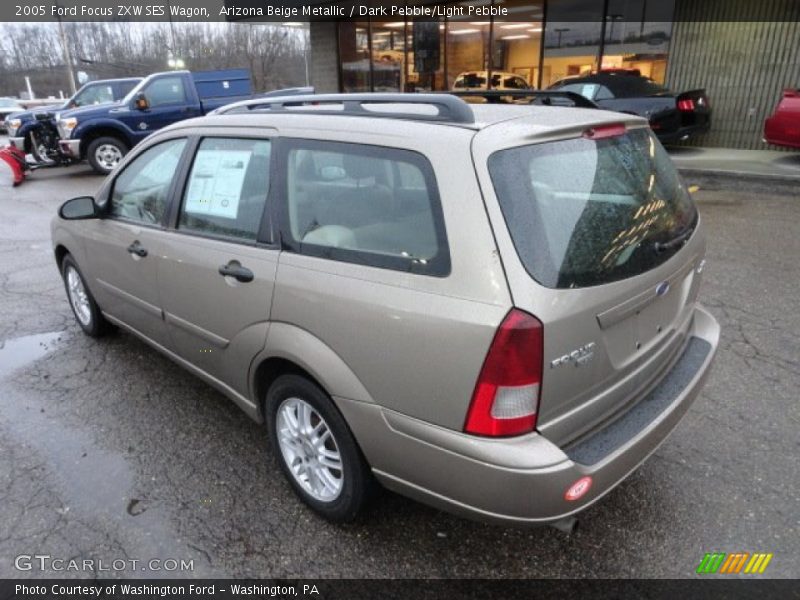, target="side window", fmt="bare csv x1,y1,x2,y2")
559,83,599,100
109,139,186,225
505,76,529,90
145,77,186,107
282,140,449,276
73,84,113,107
118,80,139,98
83,85,113,105
179,138,272,242
595,85,614,100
